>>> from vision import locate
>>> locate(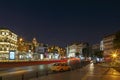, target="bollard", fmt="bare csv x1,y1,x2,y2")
46,70,48,76
22,74,24,80
36,72,38,78
0,76,2,80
